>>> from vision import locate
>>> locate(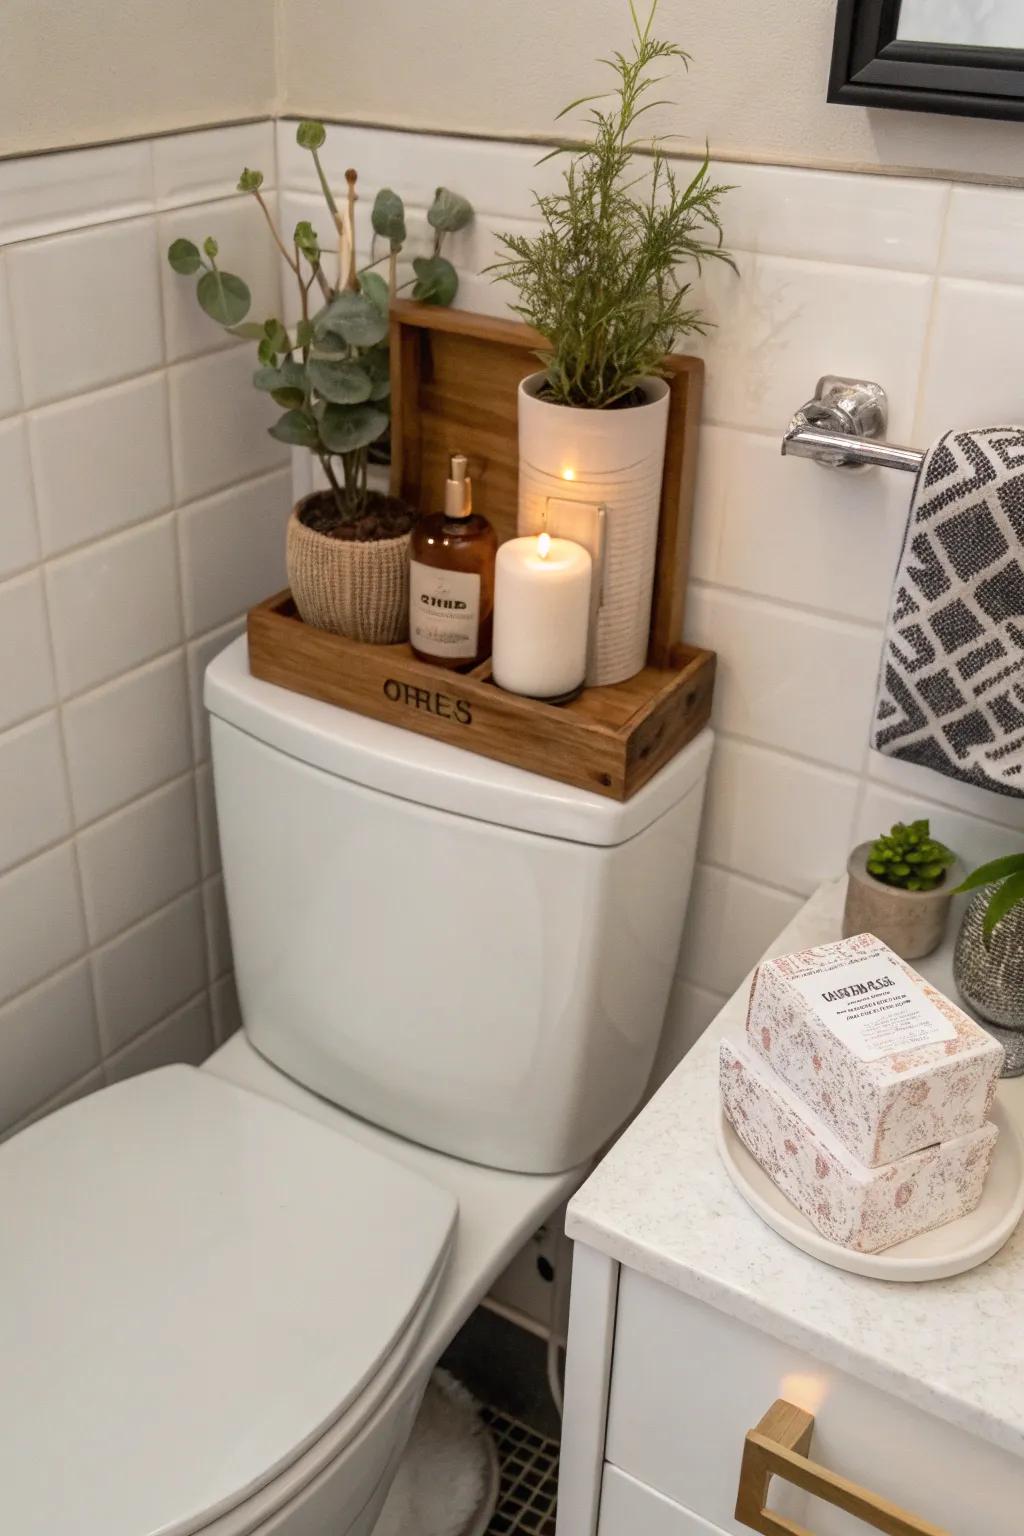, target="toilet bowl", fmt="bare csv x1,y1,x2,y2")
0,636,713,1535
